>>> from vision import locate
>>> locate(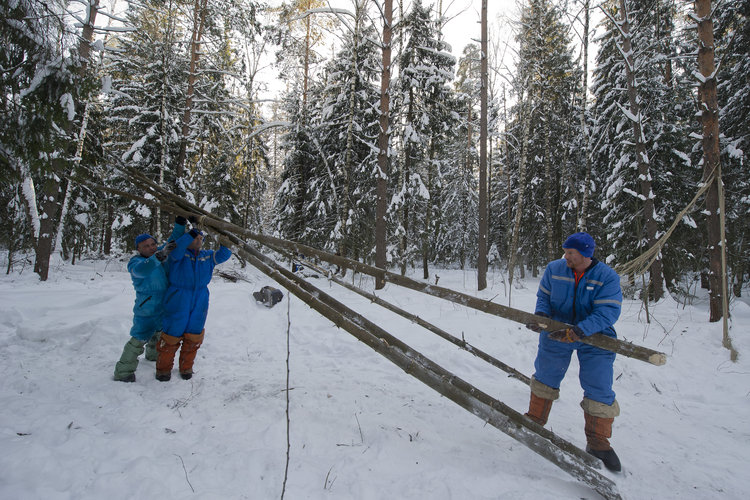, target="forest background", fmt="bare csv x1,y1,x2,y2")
1,0,748,326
